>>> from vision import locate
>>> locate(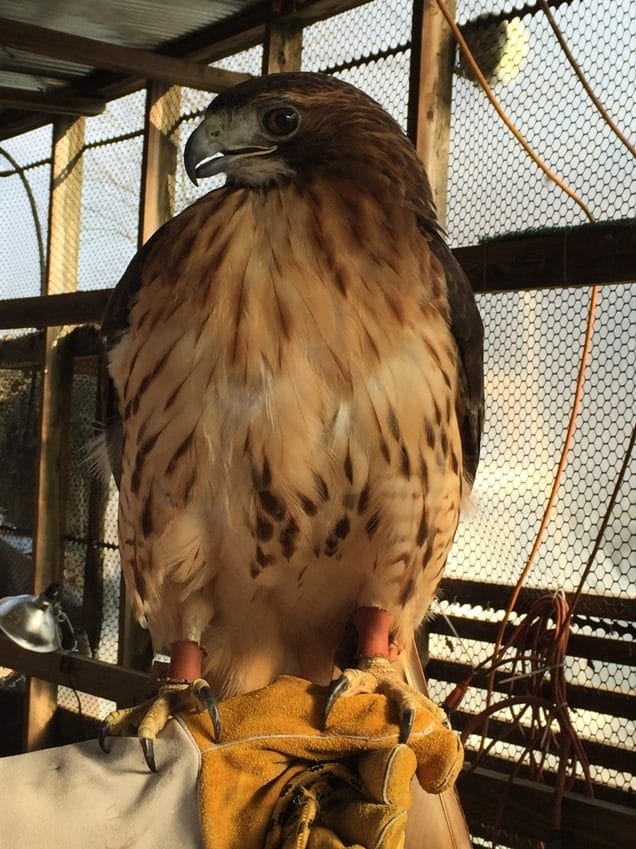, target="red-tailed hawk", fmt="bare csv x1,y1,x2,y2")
99,72,483,773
